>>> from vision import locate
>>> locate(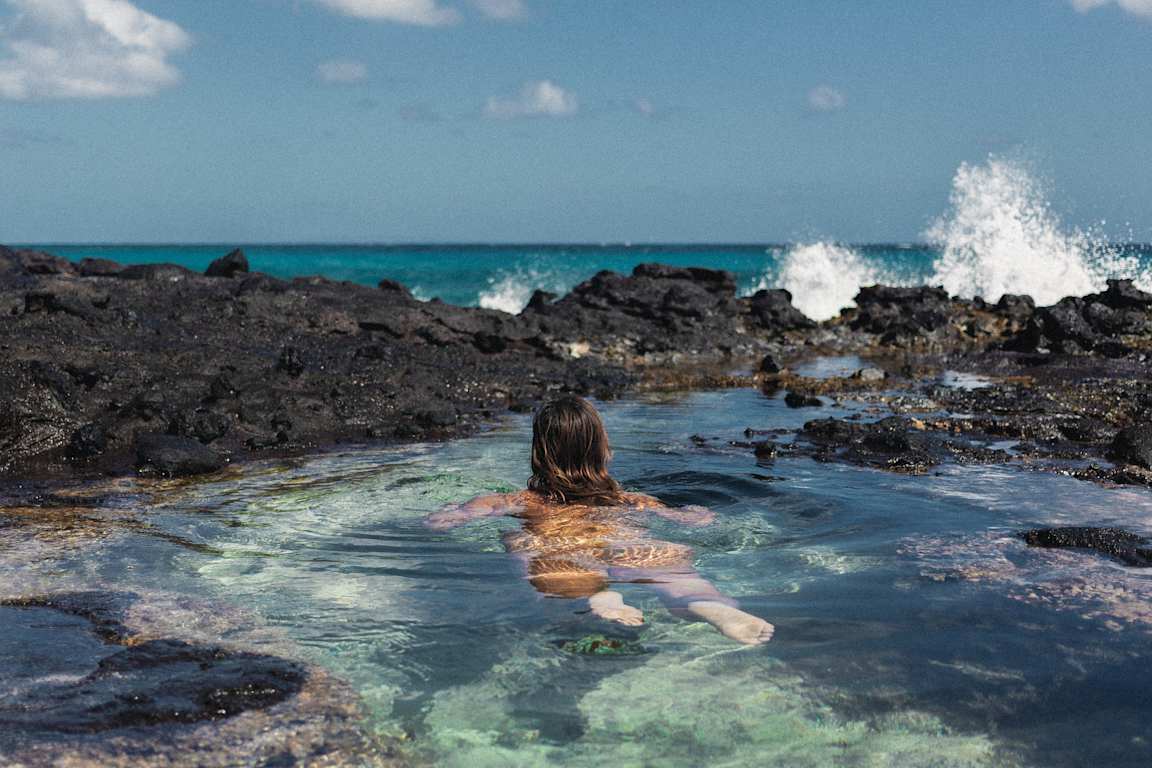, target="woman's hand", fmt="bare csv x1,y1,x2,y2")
424,504,472,530
424,493,513,530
